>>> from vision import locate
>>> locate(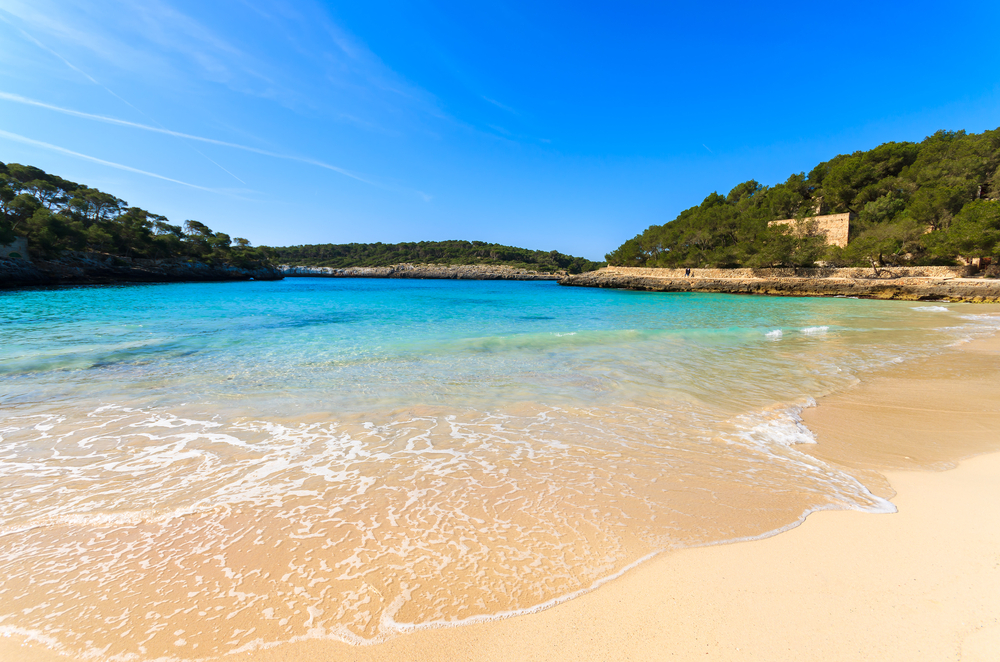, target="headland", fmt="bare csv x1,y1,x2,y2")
560,265,1000,302
280,263,561,280
0,252,282,288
